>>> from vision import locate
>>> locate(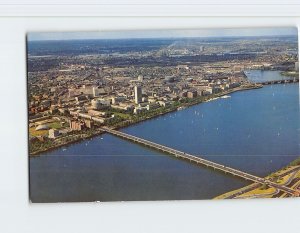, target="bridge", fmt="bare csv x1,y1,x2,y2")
259,78,298,85
101,127,300,197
